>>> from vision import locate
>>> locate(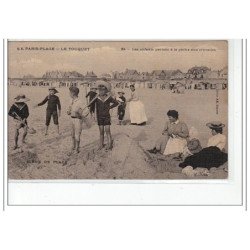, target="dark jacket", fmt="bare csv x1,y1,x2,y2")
38,94,61,112
92,95,119,118
8,103,29,120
